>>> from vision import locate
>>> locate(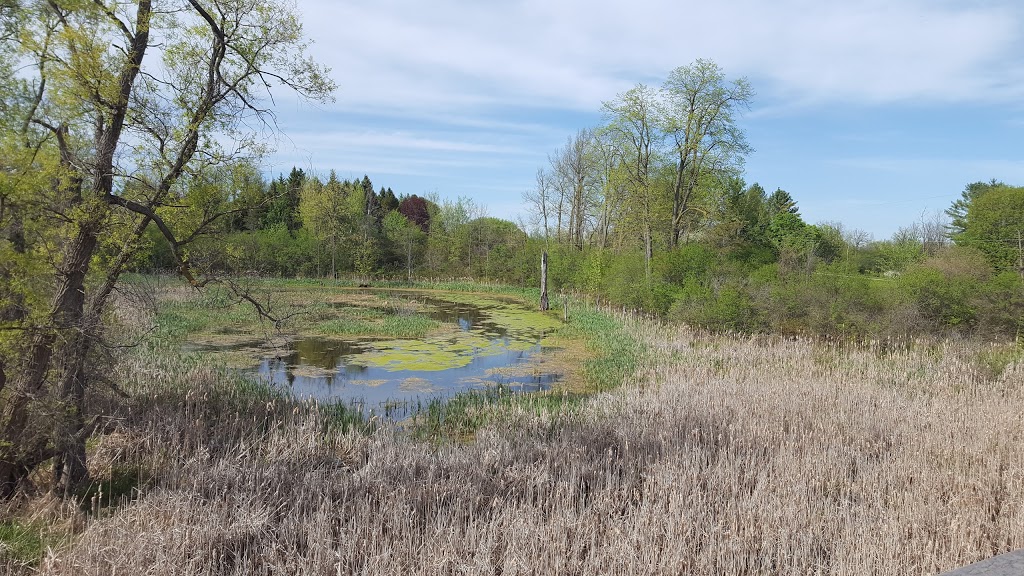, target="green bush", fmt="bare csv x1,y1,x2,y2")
897,265,977,333
760,267,888,336
976,272,1024,338
670,279,761,333
654,243,717,286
